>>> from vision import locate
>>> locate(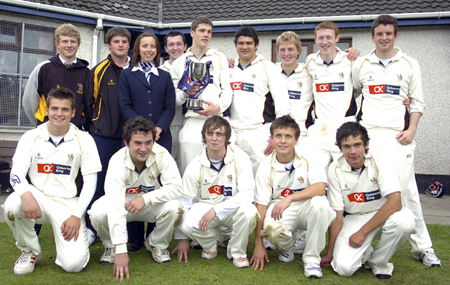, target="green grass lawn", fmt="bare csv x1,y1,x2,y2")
0,223,448,284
